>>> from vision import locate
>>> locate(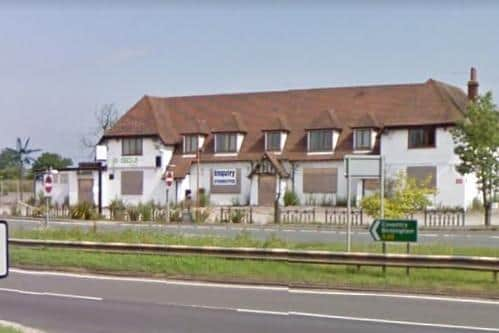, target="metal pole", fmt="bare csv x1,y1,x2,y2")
45,196,49,228
406,242,411,276
98,162,103,215
166,188,170,223
380,156,386,273
347,174,352,252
